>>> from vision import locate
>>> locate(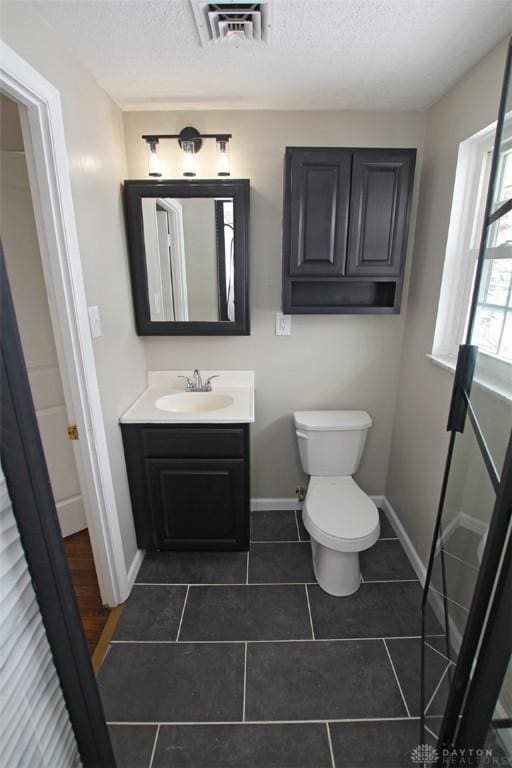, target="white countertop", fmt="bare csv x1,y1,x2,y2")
120,370,255,424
